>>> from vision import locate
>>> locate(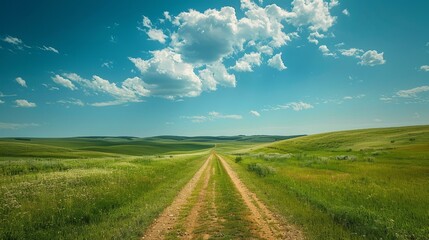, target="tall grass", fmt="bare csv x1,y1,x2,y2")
0,154,207,239
225,126,429,239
